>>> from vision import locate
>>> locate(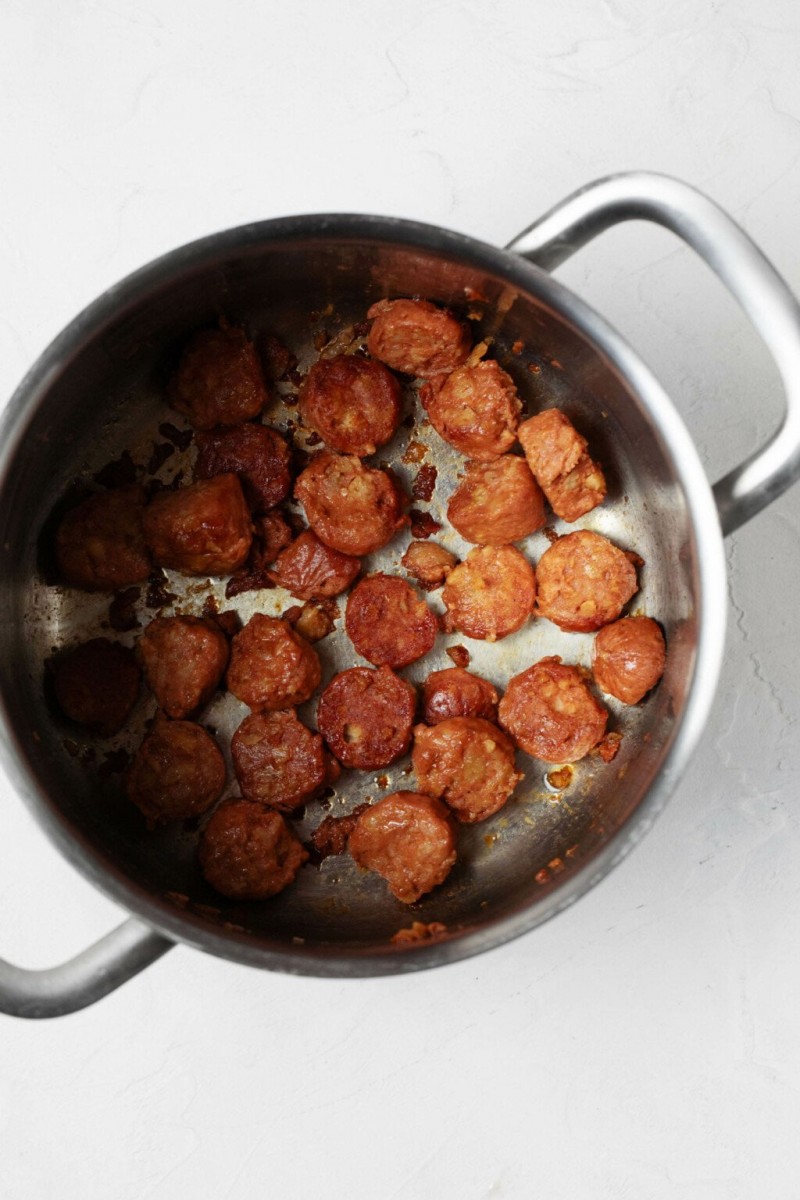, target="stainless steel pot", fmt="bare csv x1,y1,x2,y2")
2,172,799,1019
